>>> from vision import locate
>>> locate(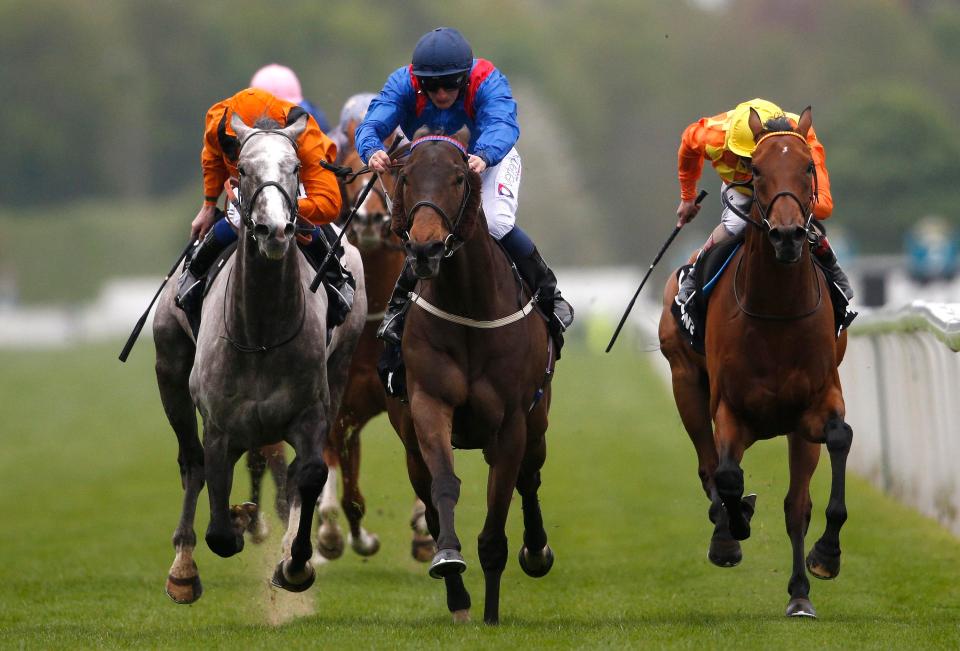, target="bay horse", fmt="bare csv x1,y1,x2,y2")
659,107,852,618
311,126,436,563
388,127,556,624
152,113,366,602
